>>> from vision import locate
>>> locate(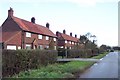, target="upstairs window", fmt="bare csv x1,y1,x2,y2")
72,42,74,44
54,38,56,41
46,36,49,40
38,35,42,39
69,41,71,44
26,32,31,37
65,40,67,43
